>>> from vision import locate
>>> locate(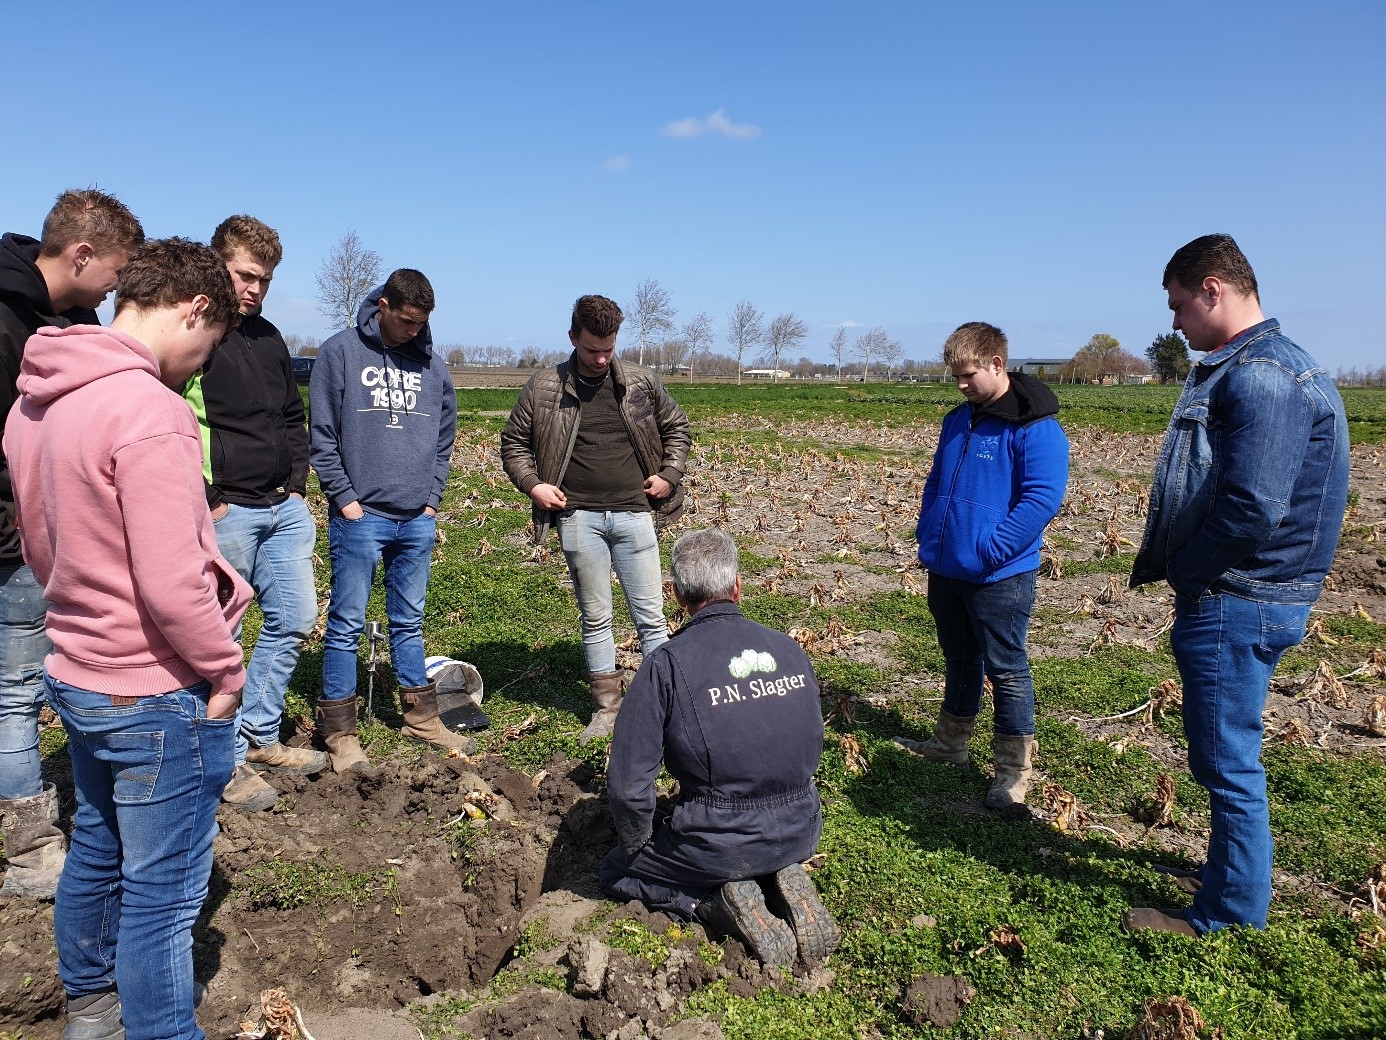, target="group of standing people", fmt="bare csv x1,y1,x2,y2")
0,187,1353,1040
